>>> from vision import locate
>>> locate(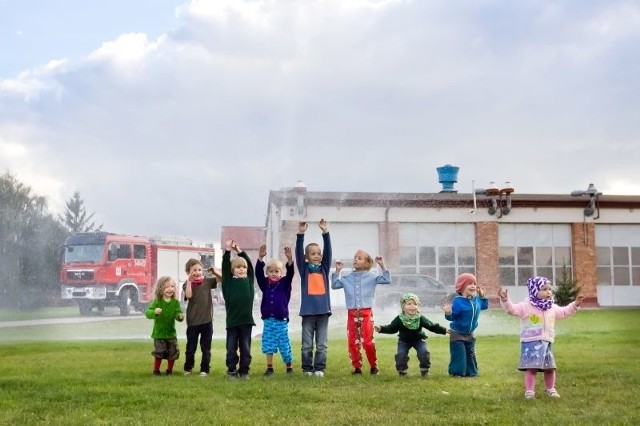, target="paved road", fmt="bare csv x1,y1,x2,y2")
0,314,142,328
